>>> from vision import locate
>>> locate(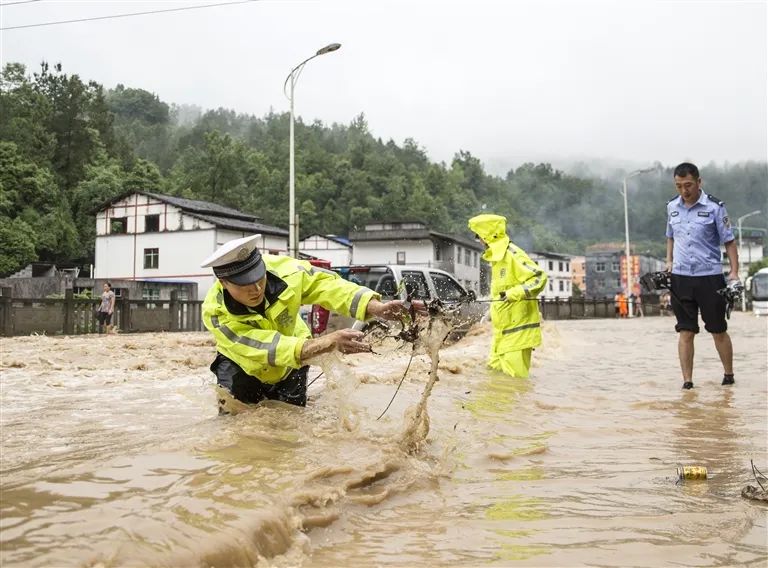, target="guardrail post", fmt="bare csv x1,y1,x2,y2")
120,290,131,332
0,287,12,336
63,289,74,335
169,291,179,331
